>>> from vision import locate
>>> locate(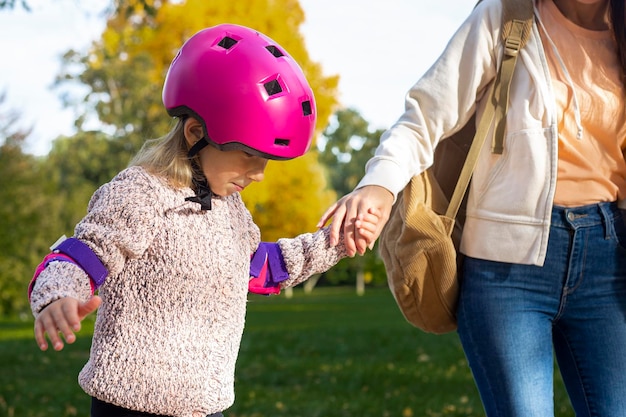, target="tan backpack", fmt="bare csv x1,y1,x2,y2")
378,0,533,334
